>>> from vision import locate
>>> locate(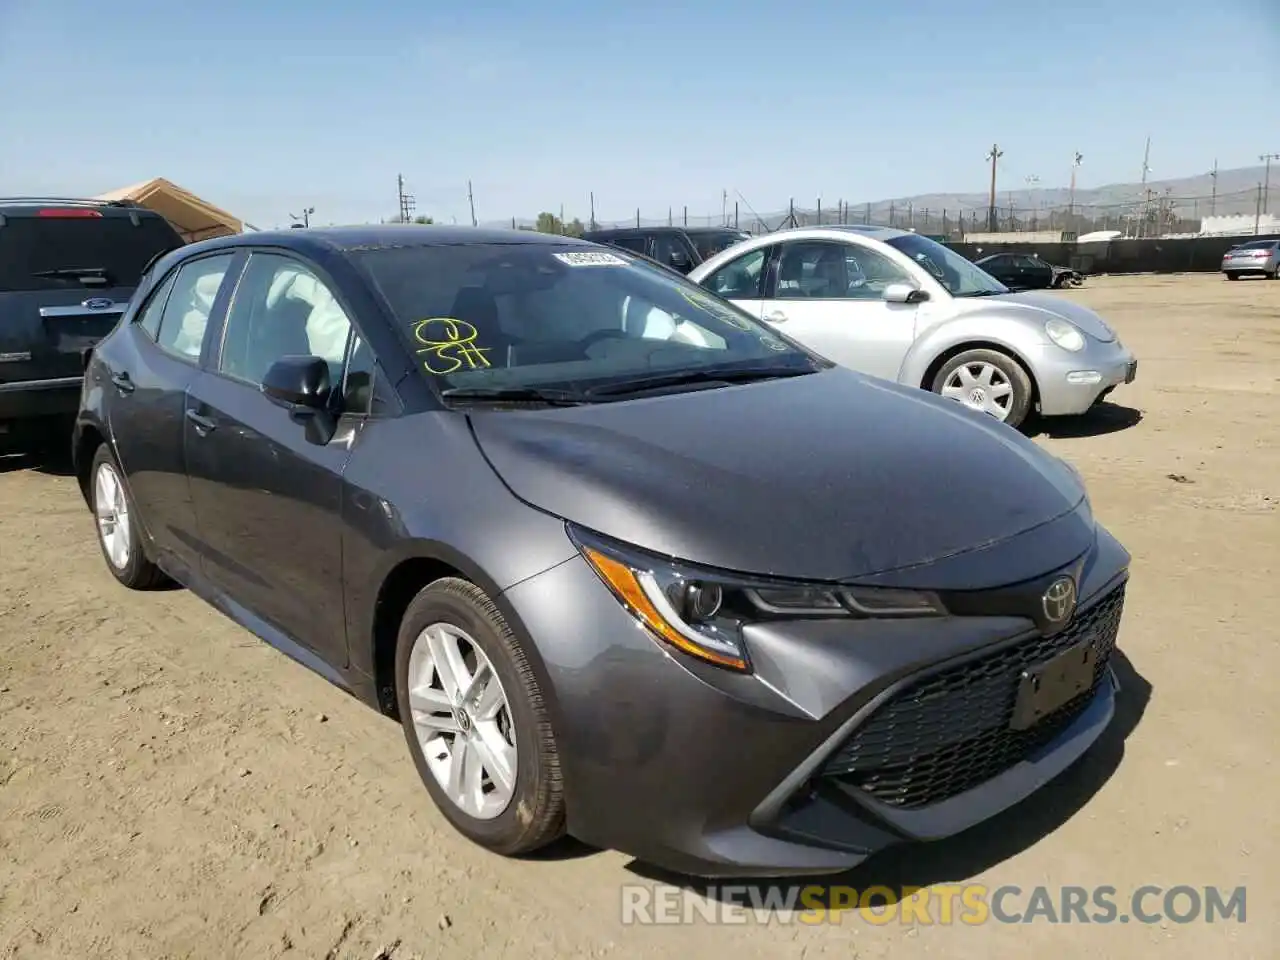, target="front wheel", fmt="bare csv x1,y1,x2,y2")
89,444,167,589
394,578,565,856
931,349,1034,429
